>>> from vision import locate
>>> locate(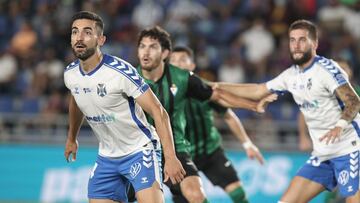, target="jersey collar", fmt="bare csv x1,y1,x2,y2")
298,55,320,73
79,54,108,76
